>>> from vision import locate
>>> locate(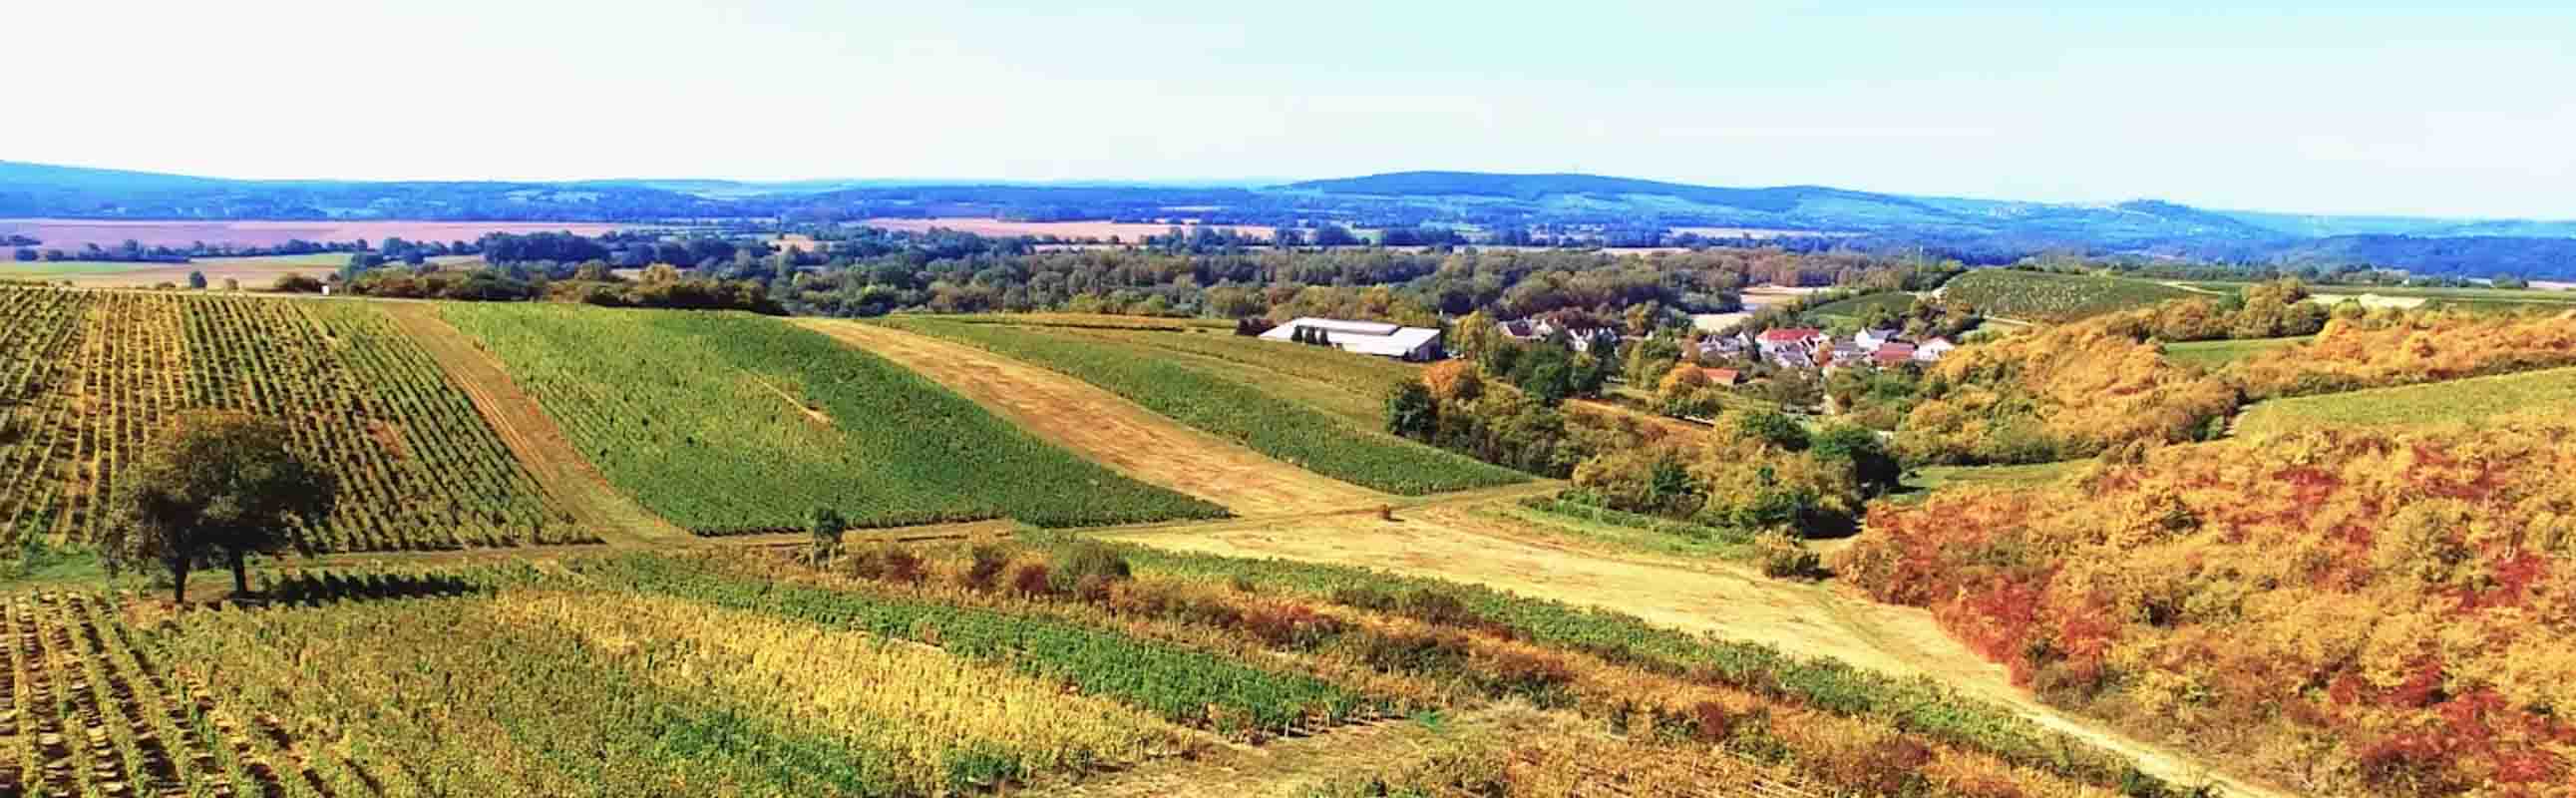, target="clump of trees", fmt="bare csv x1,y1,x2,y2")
2228,307,2576,400
2097,278,2330,342
105,411,337,602
1899,315,2239,465
341,261,784,313
1389,359,1892,540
